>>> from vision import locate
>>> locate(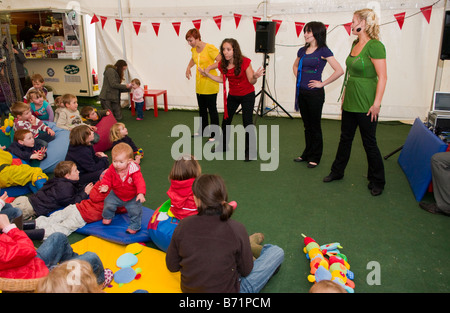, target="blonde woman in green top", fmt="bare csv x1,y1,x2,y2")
323,8,387,197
